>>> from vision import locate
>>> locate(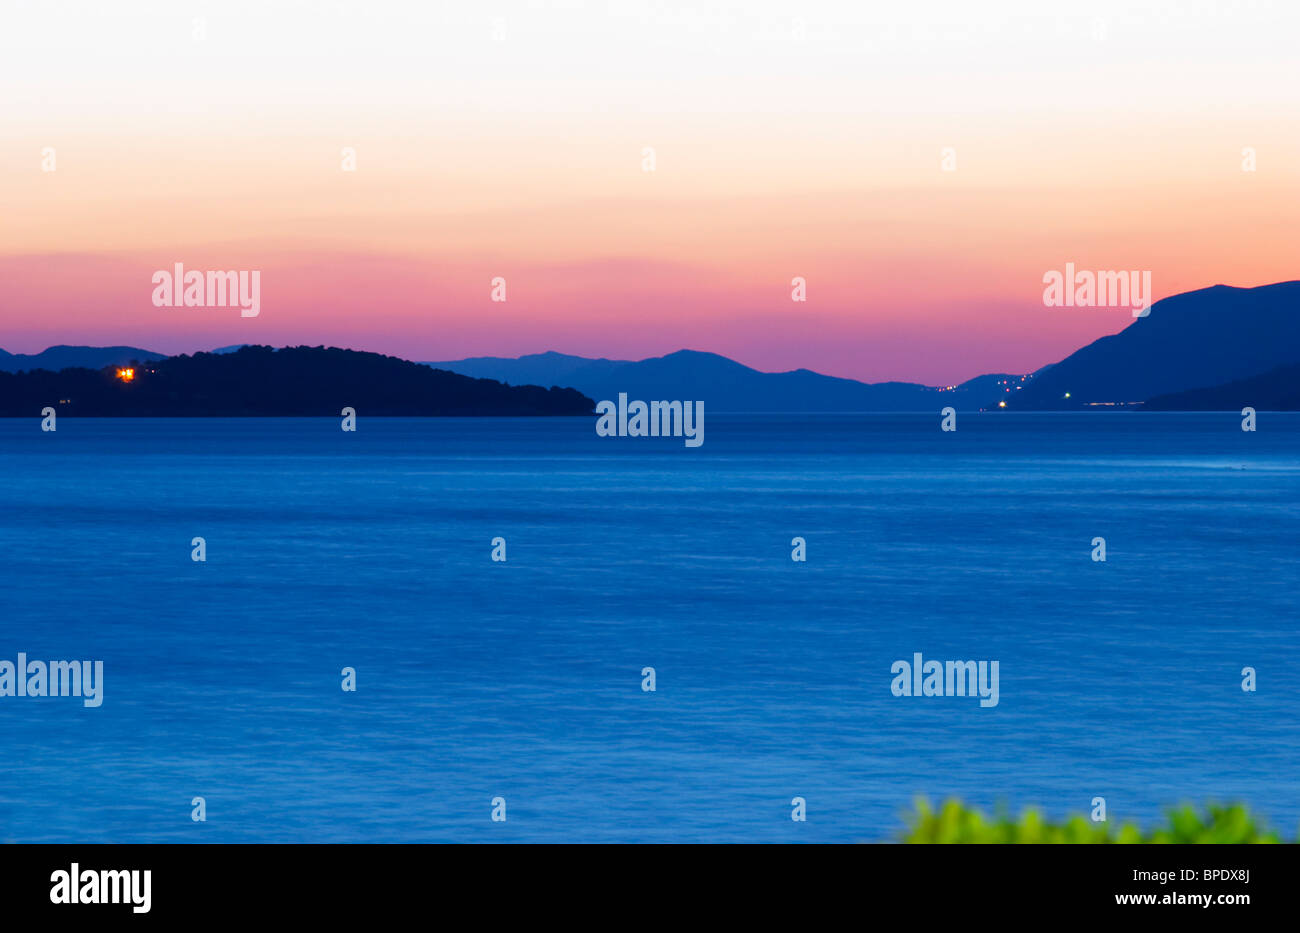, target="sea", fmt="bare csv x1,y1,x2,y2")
0,413,1296,842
